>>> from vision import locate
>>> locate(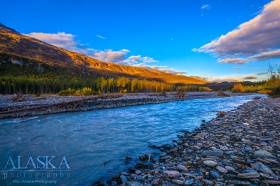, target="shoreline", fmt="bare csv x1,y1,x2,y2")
0,92,252,119
105,97,280,185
